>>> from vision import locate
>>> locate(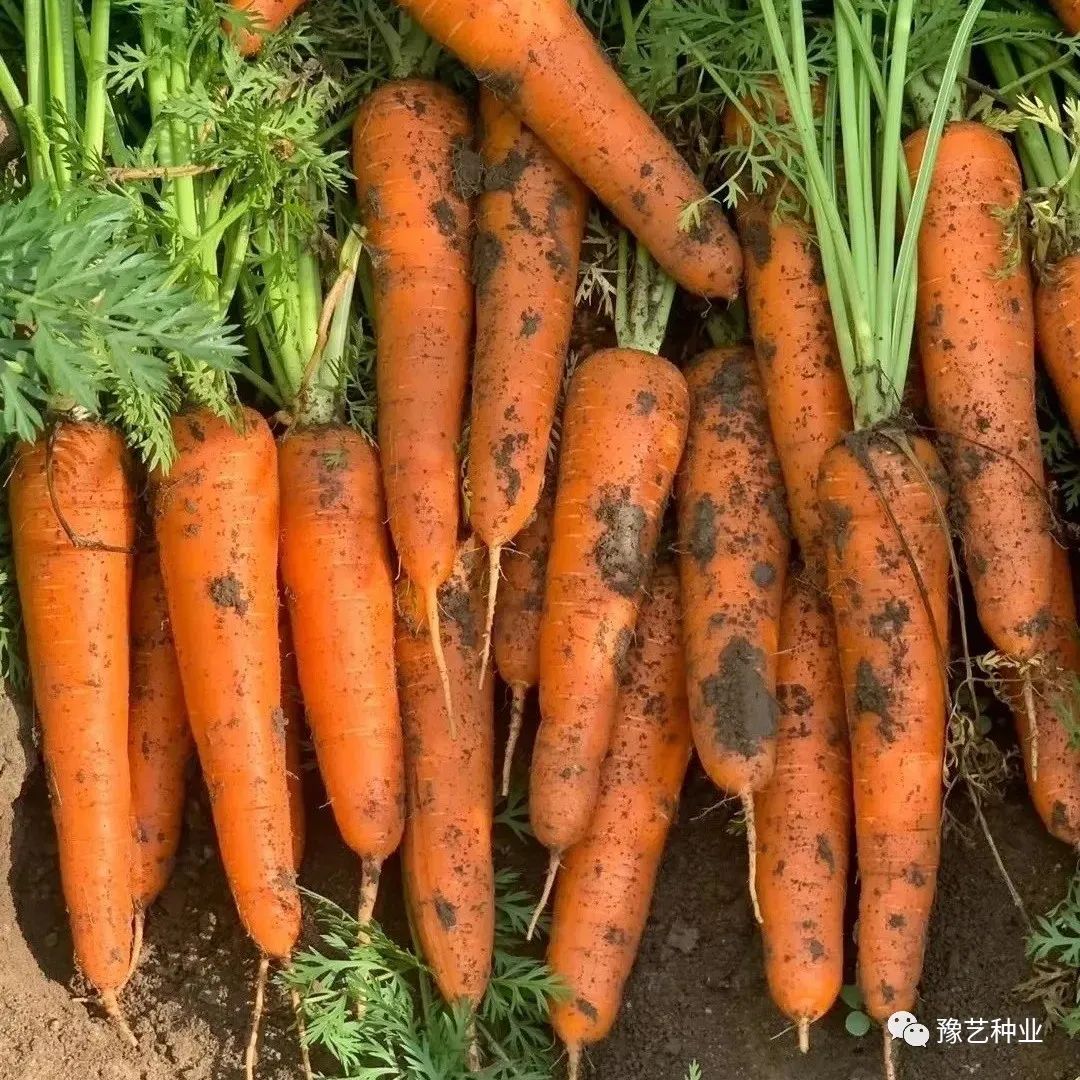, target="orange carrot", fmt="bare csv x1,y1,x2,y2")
1049,0,1080,33
1035,252,1080,443
278,605,306,873
397,539,494,1006
819,432,950,1023
754,577,850,1051
394,0,742,298
1006,544,1080,848
492,480,554,797
279,426,404,921
531,348,688,918
129,548,192,917
676,345,789,920
227,0,306,55
9,423,136,1002
354,79,474,729
469,91,587,676
906,122,1053,660
548,563,691,1077
153,408,300,961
